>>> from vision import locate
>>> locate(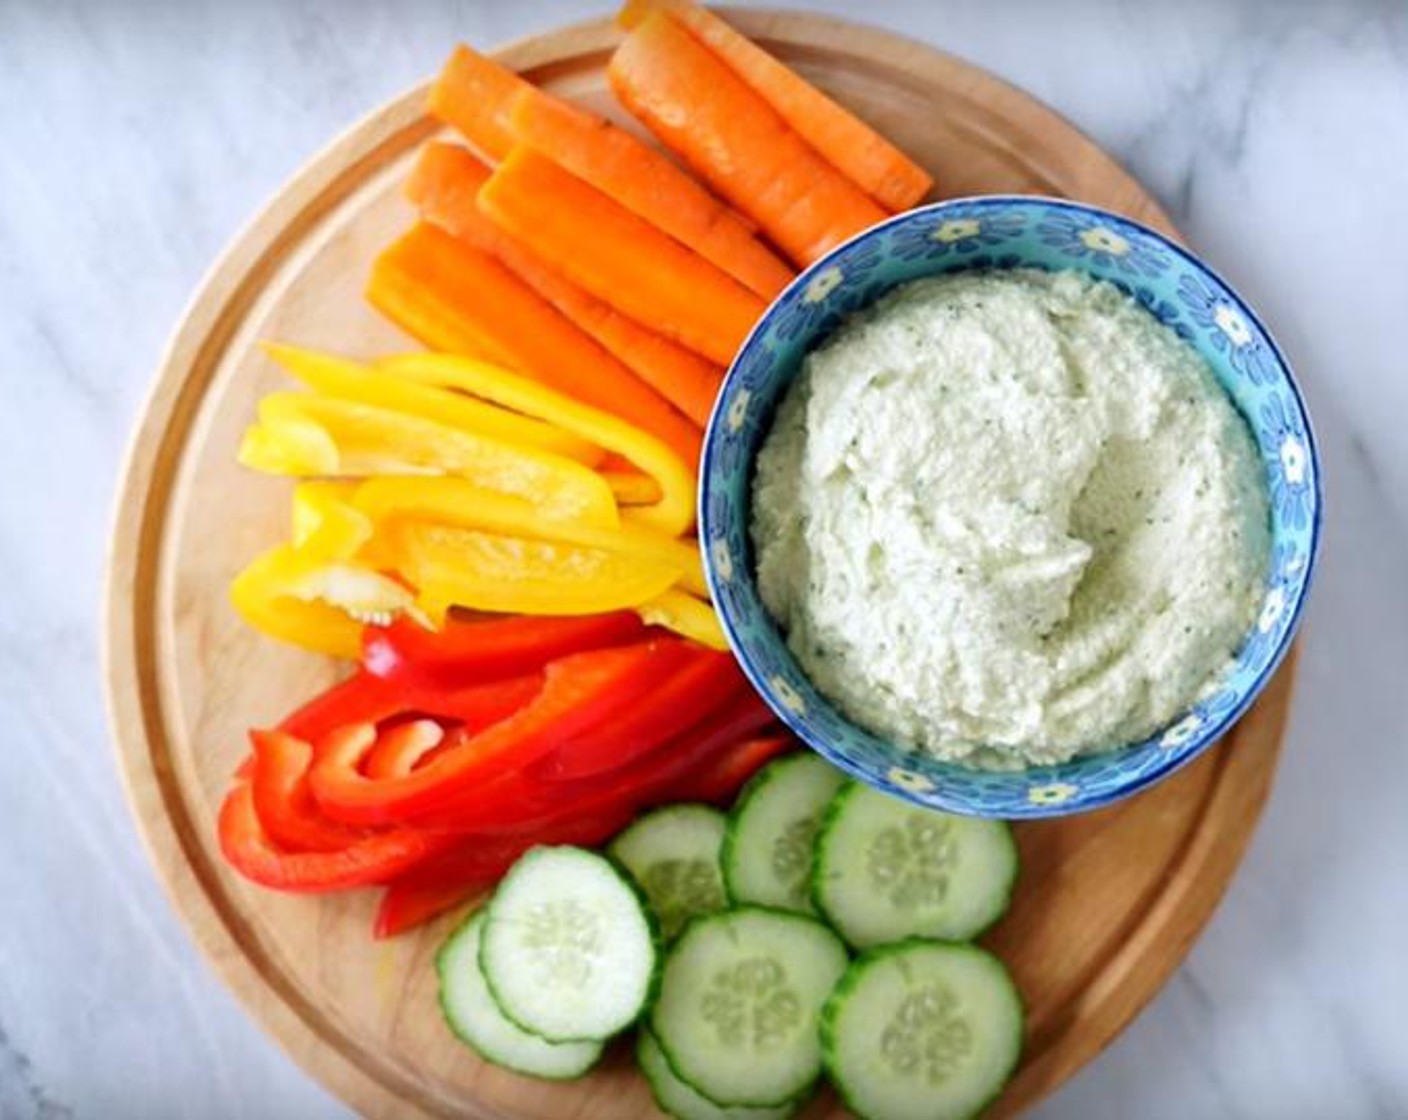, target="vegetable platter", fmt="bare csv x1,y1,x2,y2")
103,7,1299,1118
